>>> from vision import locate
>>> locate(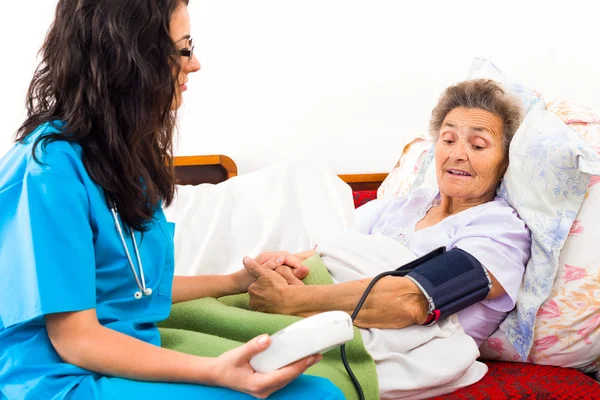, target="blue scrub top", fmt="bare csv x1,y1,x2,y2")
0,123,176,399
